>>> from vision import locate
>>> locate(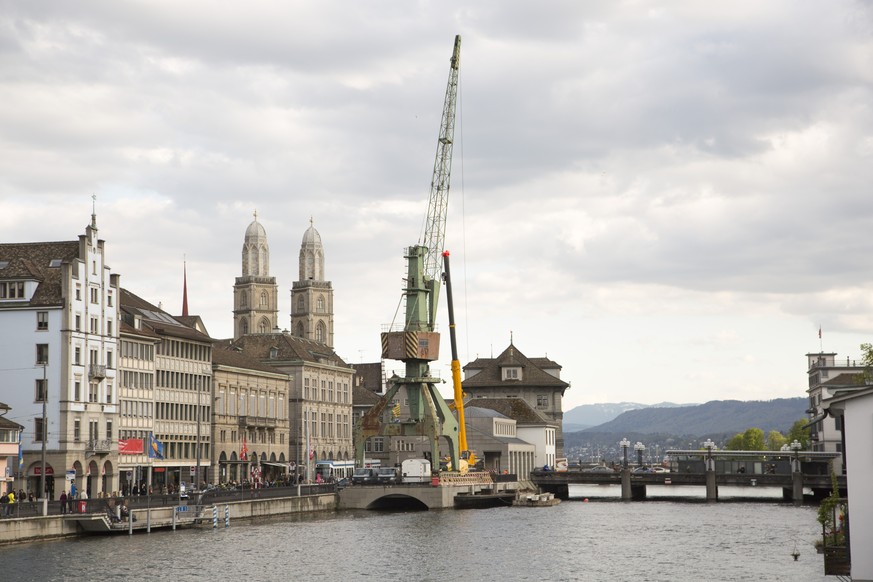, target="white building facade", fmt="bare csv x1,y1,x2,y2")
0,215,120,498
